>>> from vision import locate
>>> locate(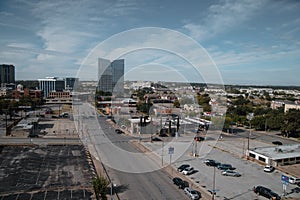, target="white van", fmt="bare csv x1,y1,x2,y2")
289,176,300,184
